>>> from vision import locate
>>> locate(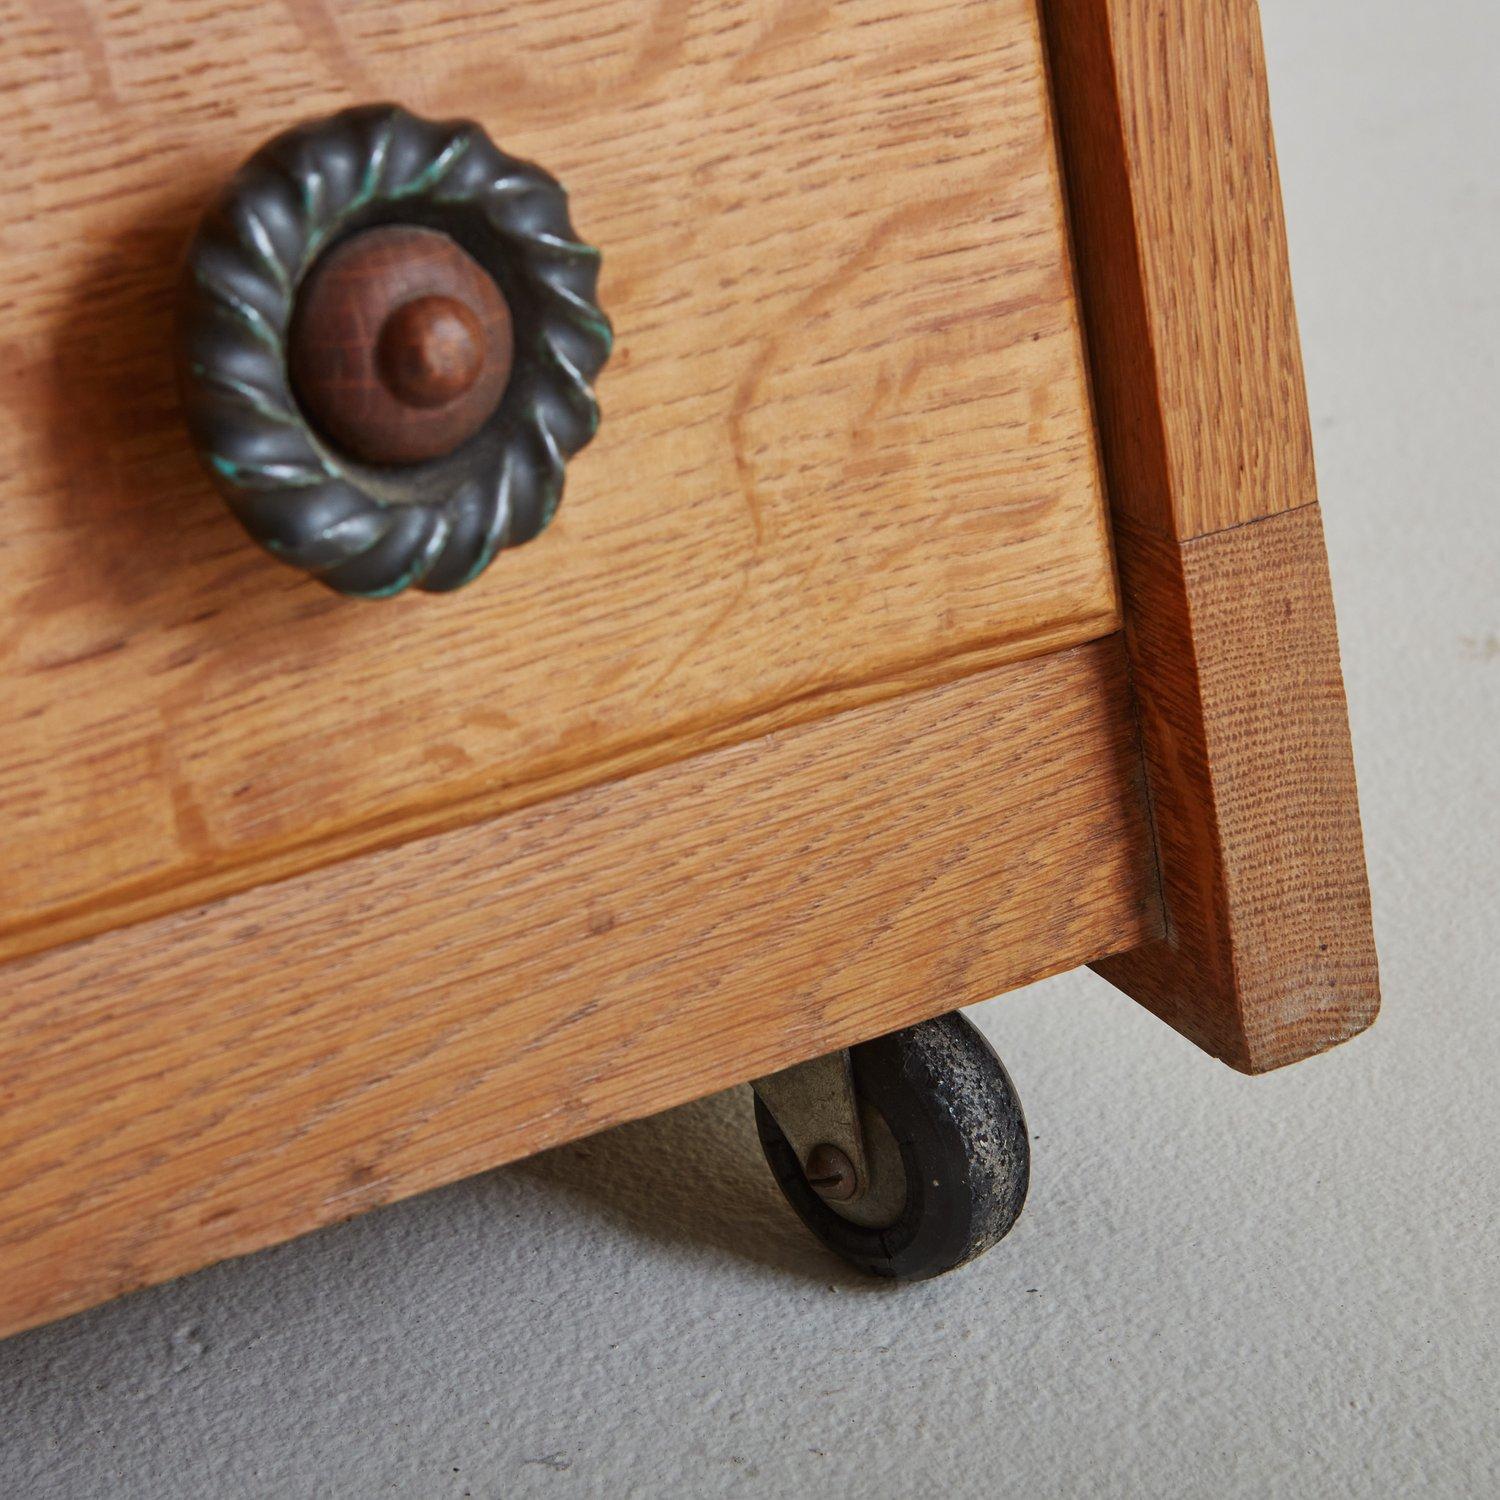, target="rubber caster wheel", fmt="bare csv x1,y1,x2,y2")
755,1012,1029,1280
